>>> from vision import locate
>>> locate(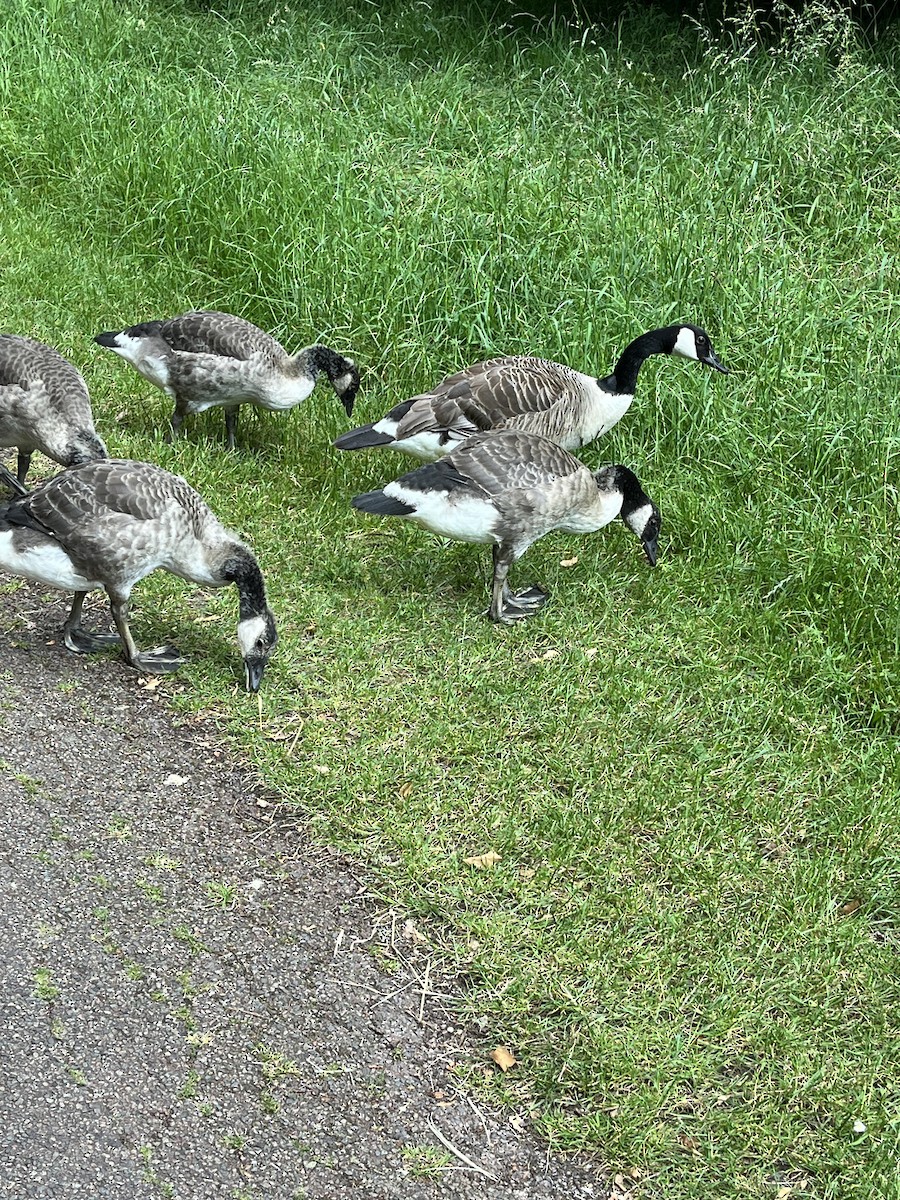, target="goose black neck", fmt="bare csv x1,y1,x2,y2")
304,345,347,382
614,464,651,518
599,328,671,396
222,549,268,620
